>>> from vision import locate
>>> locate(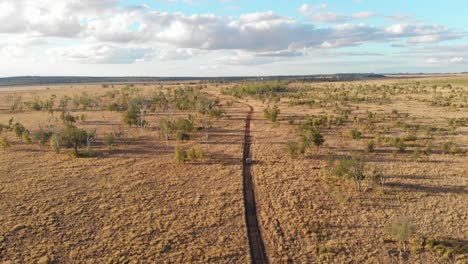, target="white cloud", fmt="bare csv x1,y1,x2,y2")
426,57,439,64
450,57,464,63
352,11,377,19
49,44,154,64
0,1,465,67
298,3,327,16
